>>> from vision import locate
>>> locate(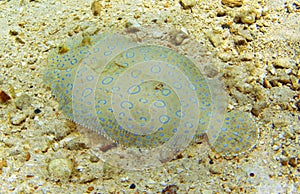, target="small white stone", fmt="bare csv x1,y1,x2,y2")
38,121,44,126
10,113,27,125
148,179,156,184
120,177,128,182
272,144,280,151
278,133,284,139
76,166,84,172
160,181,167,186
180,27,188,35
52,142,60,152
